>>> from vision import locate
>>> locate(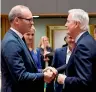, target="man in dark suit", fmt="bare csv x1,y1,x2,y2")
53,35,75,92
1,5,57,92
46,47,67,92
57,9,96,92
46,35,75,92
